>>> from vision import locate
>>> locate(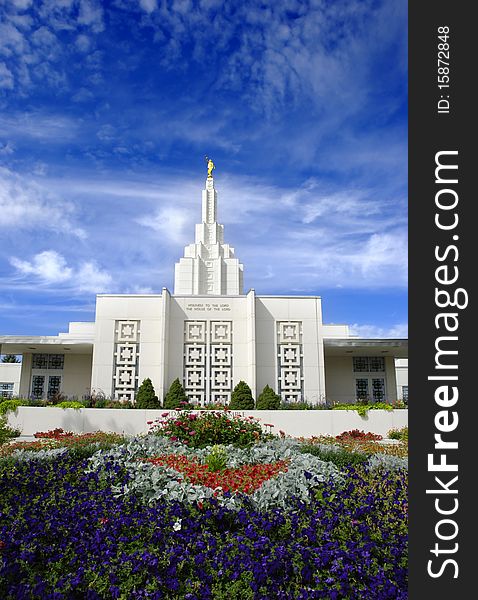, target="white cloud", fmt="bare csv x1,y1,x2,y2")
10,0,33,9
0,112,79,141
0,142,15,154
11,251,72,283
358,233,408,278
0,166,86,237
76,262,113,293
75,34,91,53
0,62,14,89
139,0,157,13
71,87,94,102
41,170,407,291
78,0,104,33
349,323,408,339
136,206,192,244
10,250,112,293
